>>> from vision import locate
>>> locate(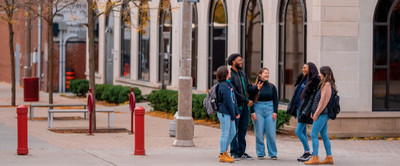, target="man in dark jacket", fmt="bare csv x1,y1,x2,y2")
227,53,257,160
